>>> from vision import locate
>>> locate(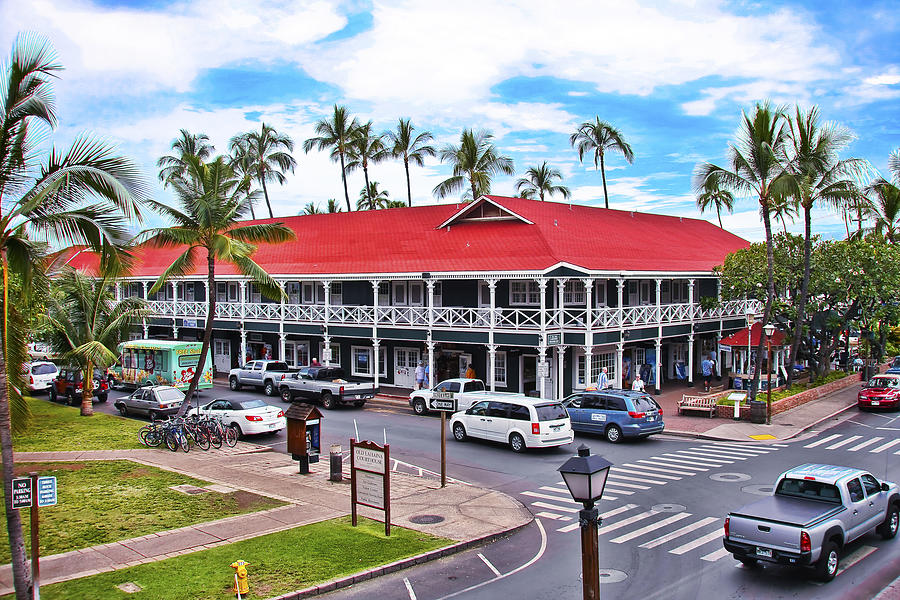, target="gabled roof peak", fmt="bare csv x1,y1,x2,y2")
437,195,533,229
